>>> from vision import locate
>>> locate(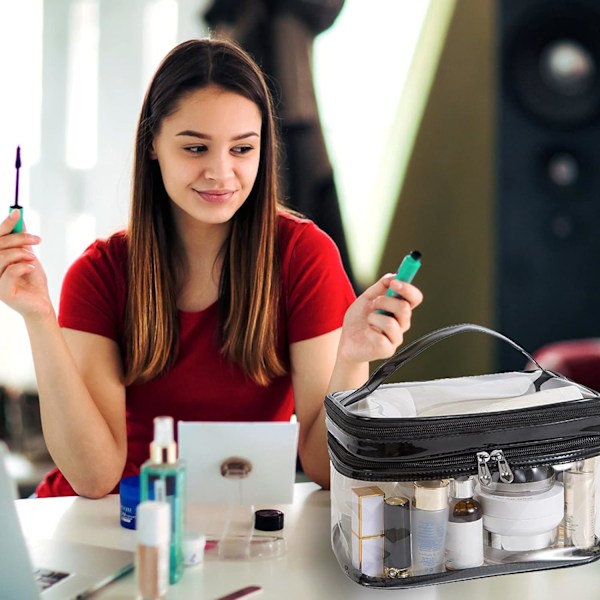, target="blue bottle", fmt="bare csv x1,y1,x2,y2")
140,416,186,584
